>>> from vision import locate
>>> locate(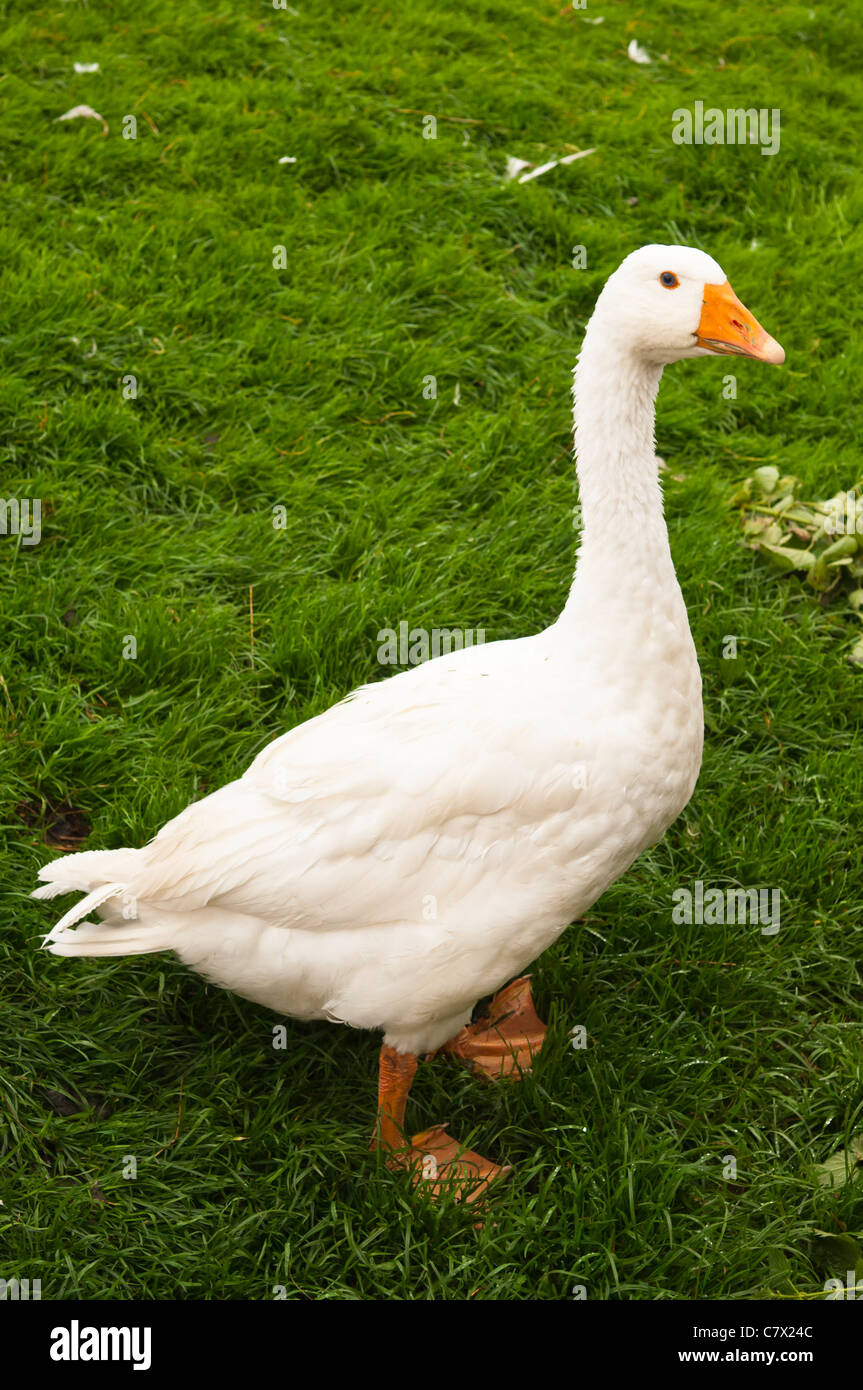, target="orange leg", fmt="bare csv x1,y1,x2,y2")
371,1043,510,1204
371,1043,418,1153
437,976,546,1080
